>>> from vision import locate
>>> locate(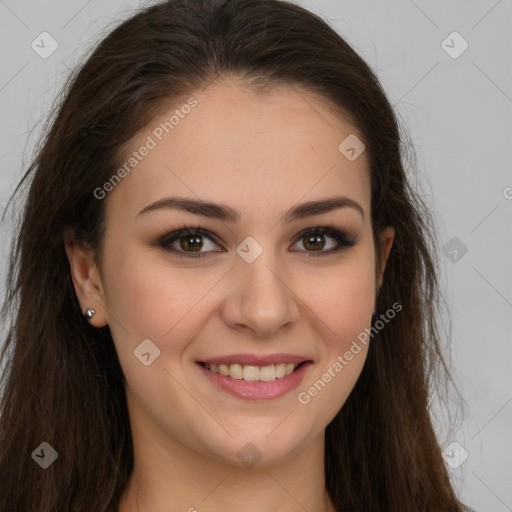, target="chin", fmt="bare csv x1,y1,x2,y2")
198,422,315,469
